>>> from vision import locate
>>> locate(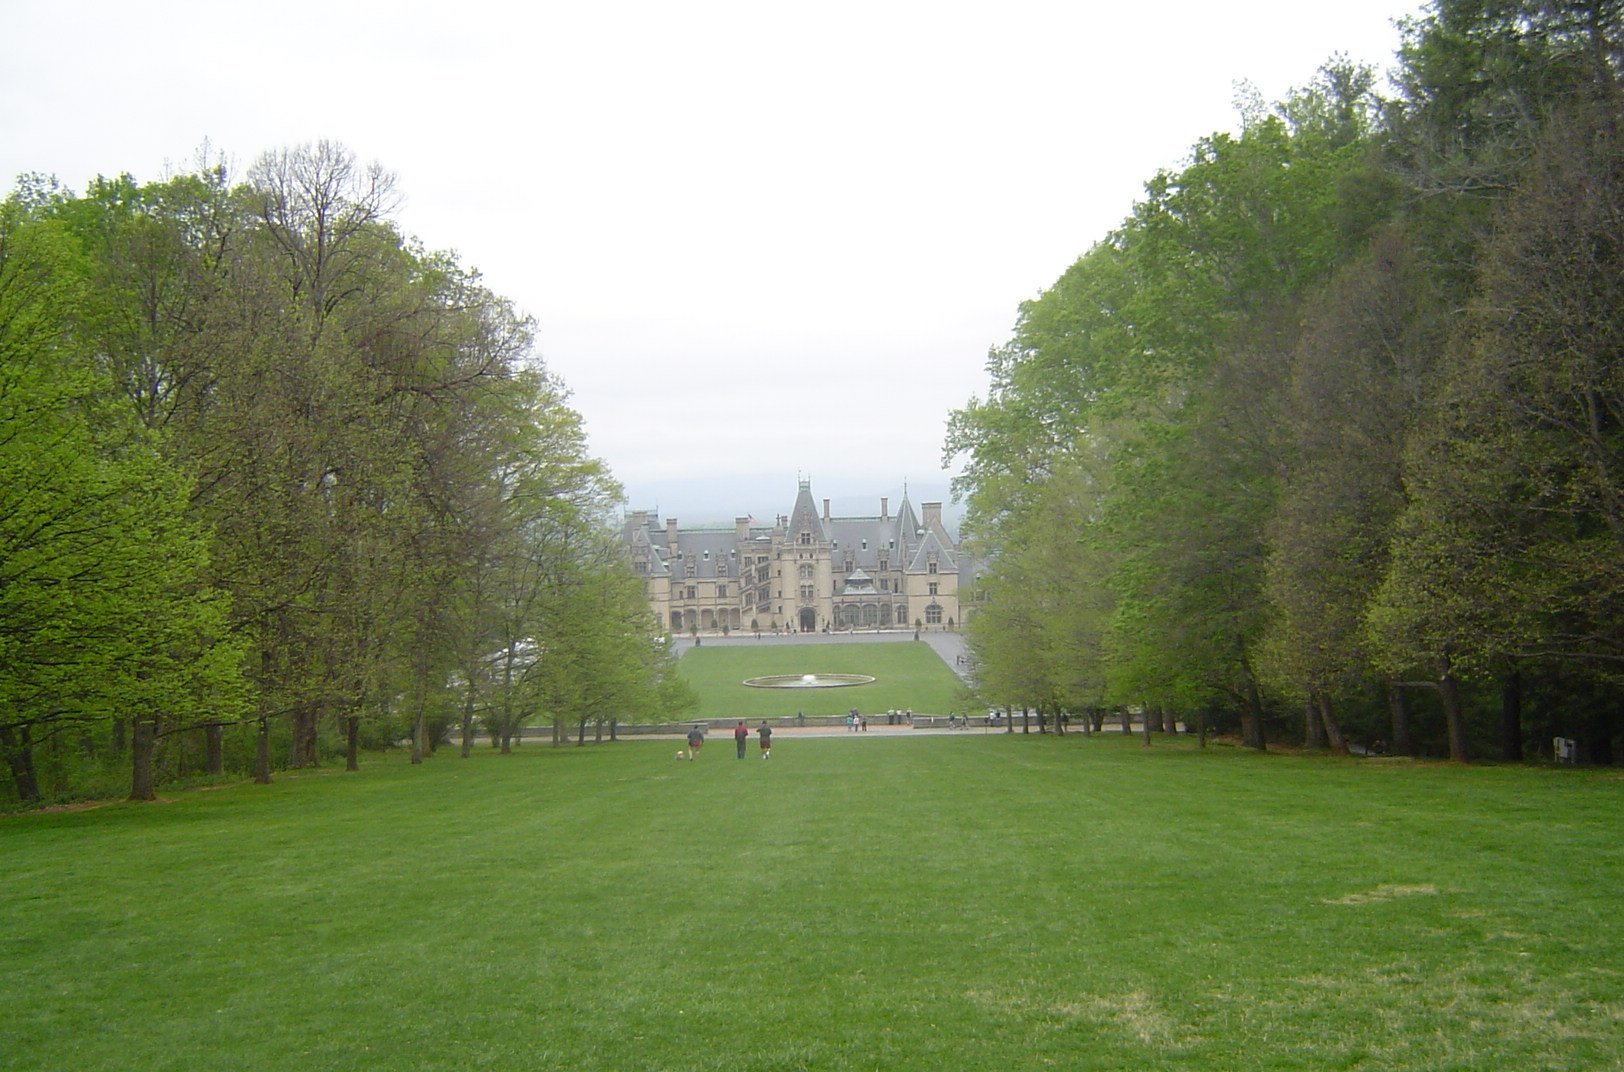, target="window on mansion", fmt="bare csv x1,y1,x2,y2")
800,584,815,601
926,603,943,625
799,564,814,580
